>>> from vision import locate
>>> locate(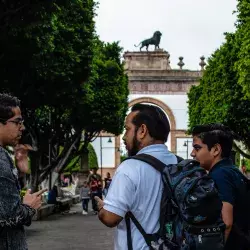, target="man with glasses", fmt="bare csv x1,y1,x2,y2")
0,93,46,250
